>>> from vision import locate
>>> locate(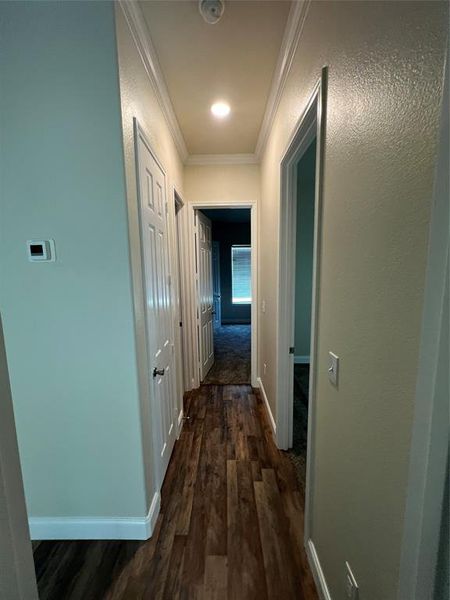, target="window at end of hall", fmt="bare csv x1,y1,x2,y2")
231,245,251,304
